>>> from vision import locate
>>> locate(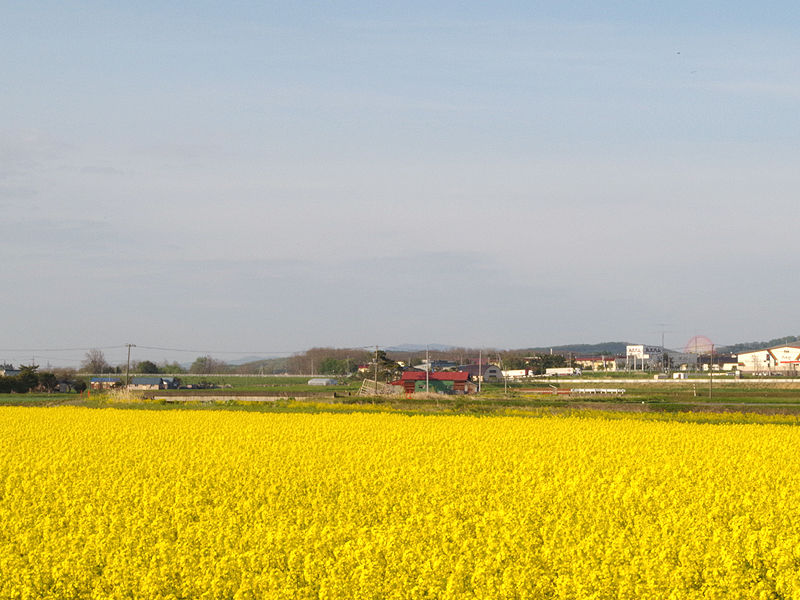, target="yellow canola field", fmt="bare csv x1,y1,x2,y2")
1,407,800,600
